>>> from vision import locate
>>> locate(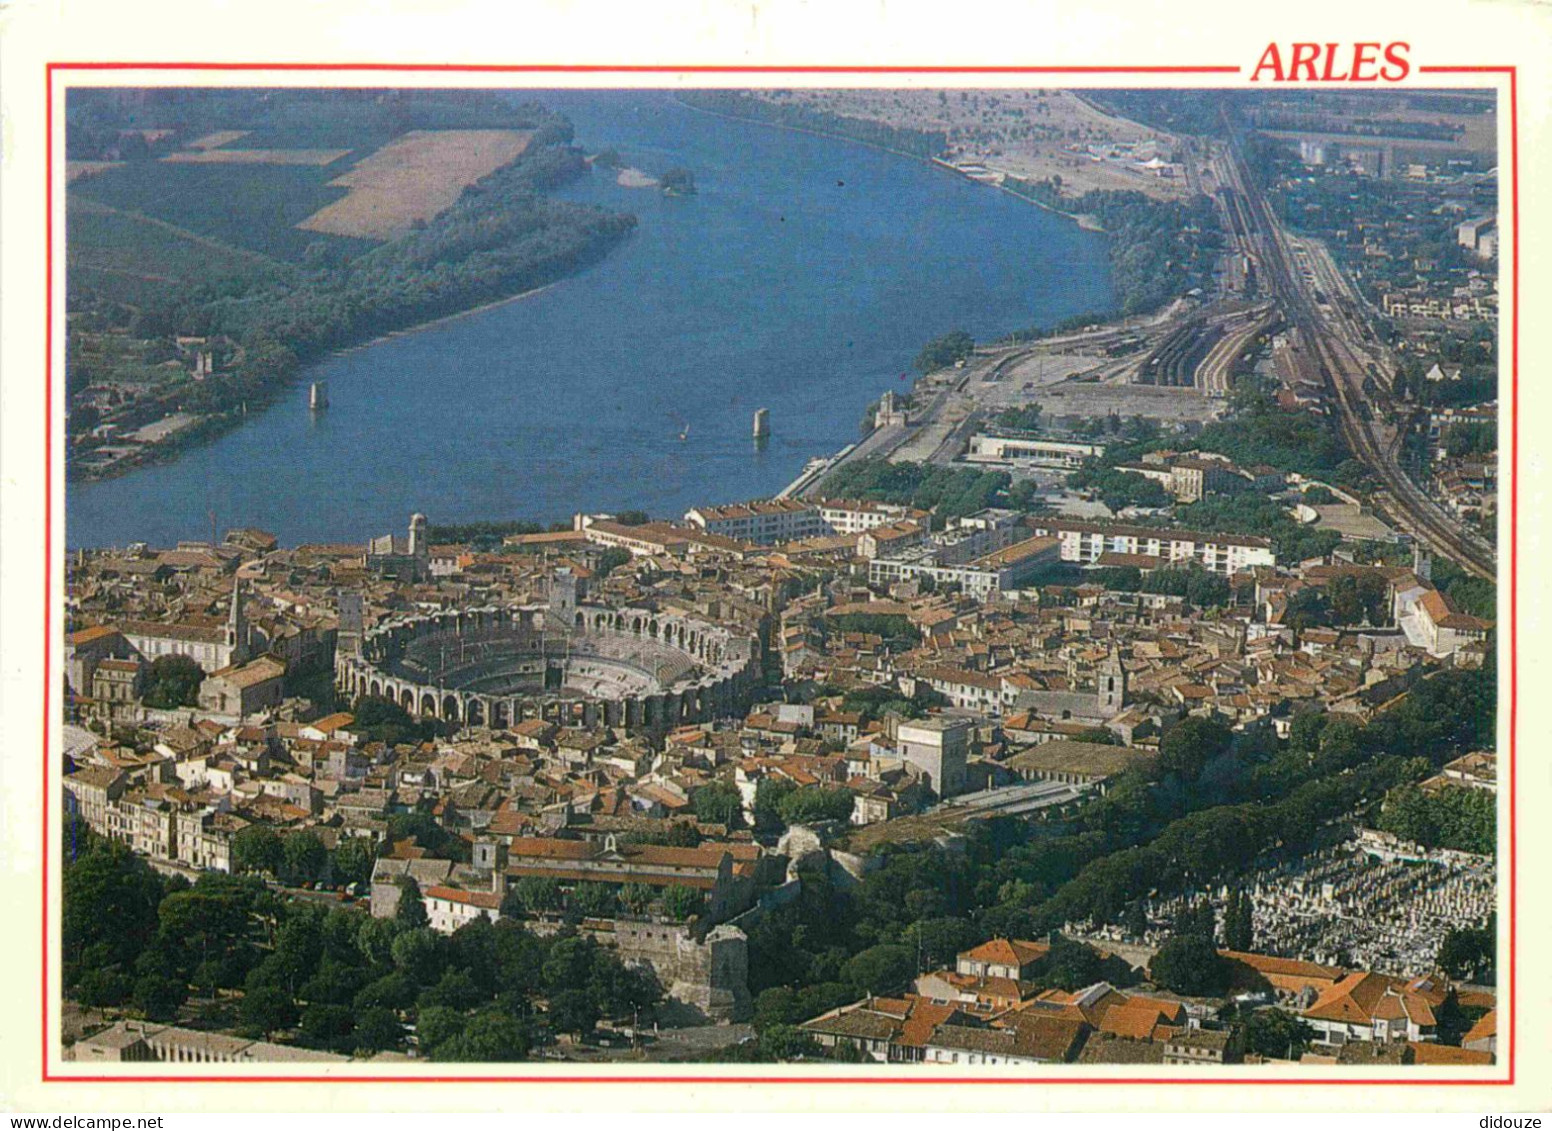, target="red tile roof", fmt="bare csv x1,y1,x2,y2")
1462,1008,1497,1046
424,885,502,910
958,938,1050,969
